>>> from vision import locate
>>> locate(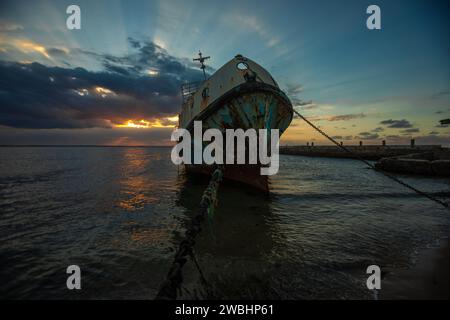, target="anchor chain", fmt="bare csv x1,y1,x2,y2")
293,109,449,210
155,167,223,300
